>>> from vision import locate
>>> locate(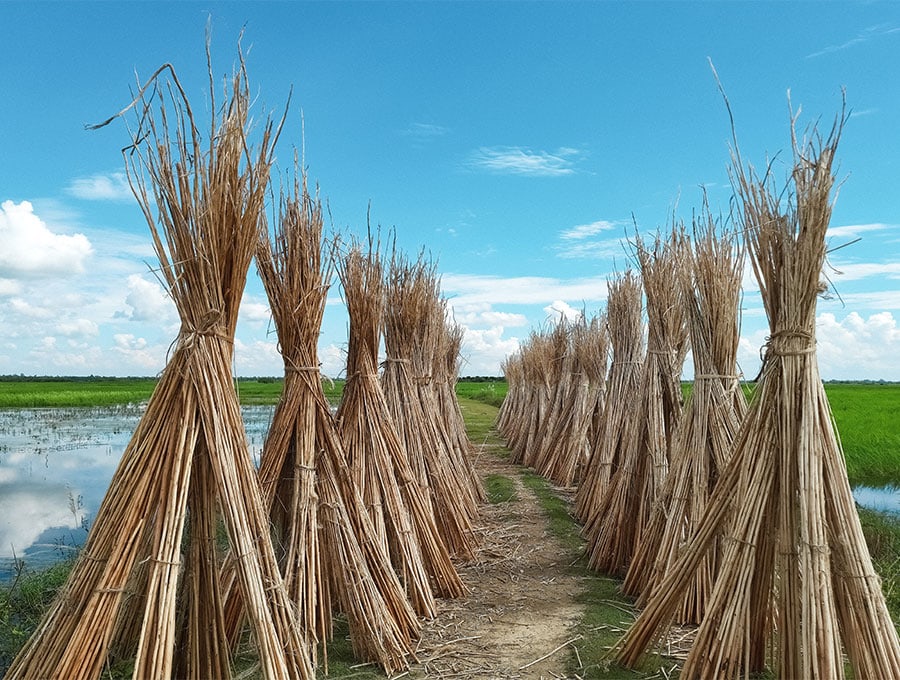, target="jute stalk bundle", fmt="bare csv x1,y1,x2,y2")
505,331,552,465
622,205,746,620
382,252,478,560
585,229,689,576
433,320,486,504
496,353,527,443
9,57,313,679
618,105,900,679
538,314,609,486
336,241,465,618
574,271,643,525
233,174,419,674
524,318,572,470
